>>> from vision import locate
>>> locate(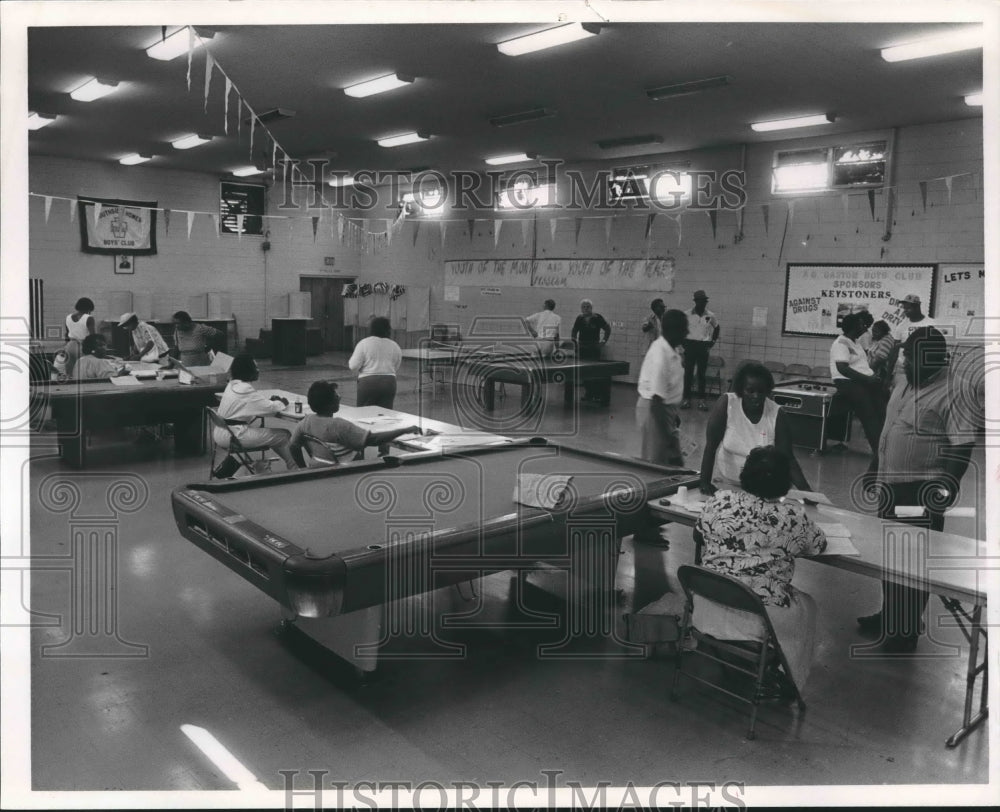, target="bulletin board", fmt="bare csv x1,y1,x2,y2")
782,263,936,337
935,264,985,341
